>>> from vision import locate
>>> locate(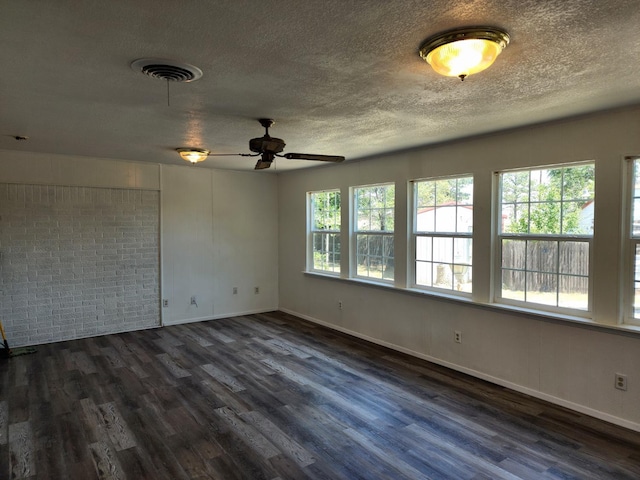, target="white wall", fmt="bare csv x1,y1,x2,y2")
0,150,279,342
277,106,640,431
161,165,278,324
